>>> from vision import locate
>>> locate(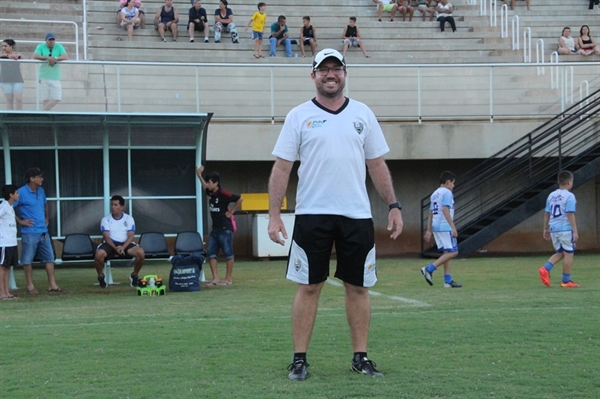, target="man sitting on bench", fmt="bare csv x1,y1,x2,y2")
94,195,145,288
